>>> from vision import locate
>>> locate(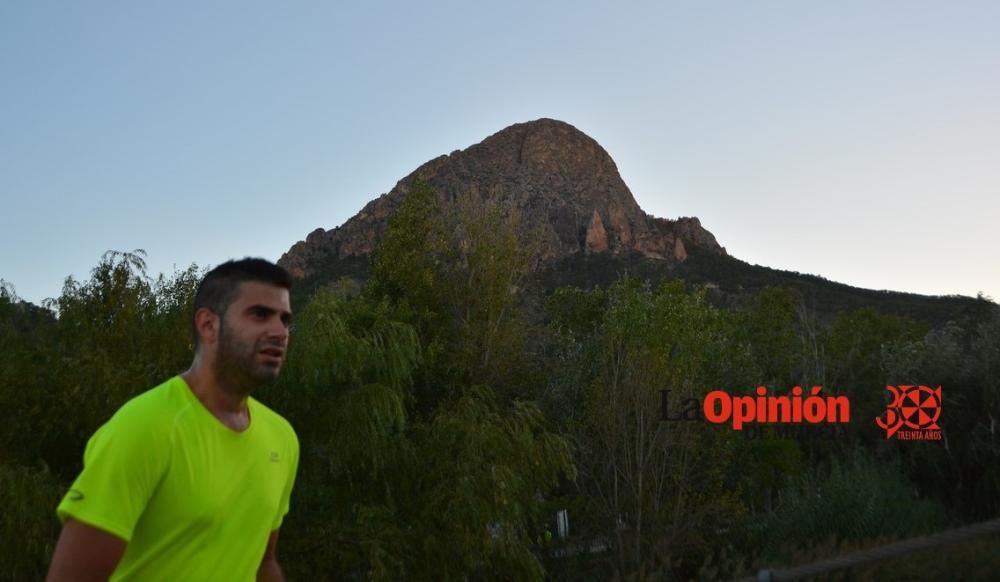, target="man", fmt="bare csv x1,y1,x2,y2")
47,258,299,581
